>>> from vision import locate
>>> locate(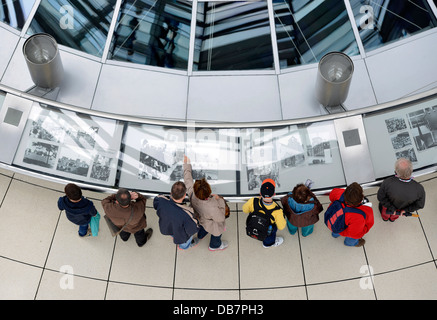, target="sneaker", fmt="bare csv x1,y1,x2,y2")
190,237,200,248
263,237,284,248
79,227,92,238
354,238,366,247
178,237,200,250
209,241,228,252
